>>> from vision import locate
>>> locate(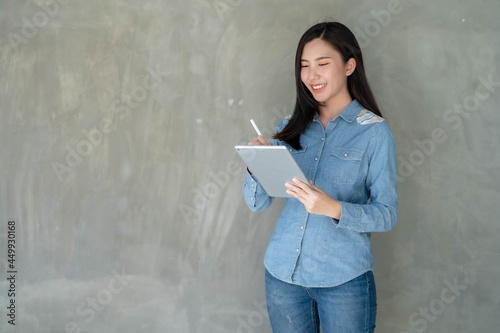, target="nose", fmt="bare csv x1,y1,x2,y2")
307,66,320,81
